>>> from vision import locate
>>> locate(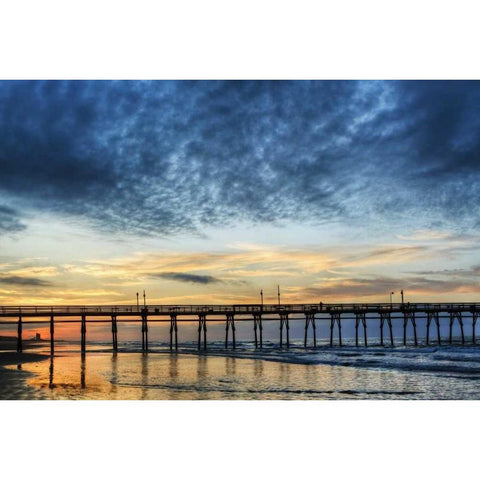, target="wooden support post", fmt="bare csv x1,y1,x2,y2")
387,314,394,347
426,312,431,345
170,314,178,351
304,312,316,348
225,313,236,349
49,357,54,389
279,313,289,348
50,315,54,356
330,312,342,347
111,315,118,352
253,313,260,347
17,316,22,353
81,315,86,354
141,313,148,351
426,311,440,345
436,313,441,345
355,312,367,347
198,314,207,350
473,311,478,344
449,313,453,344
380,311,393,346
449,311,464,344
403,311,416,346
253,313,263,348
